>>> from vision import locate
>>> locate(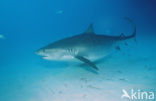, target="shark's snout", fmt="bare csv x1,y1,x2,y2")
36,48,67,60
35,48,45,56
